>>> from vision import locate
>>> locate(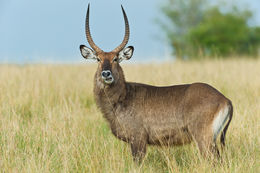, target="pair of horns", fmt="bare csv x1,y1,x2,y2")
85,4,130,53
